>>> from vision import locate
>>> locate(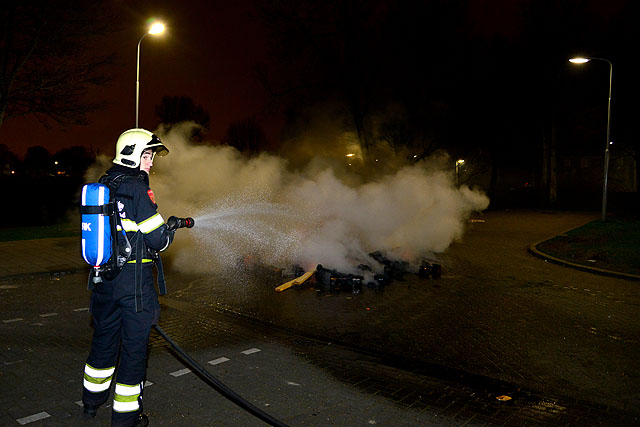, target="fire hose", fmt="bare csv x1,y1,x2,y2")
153,325,289,427
158,217,289,427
